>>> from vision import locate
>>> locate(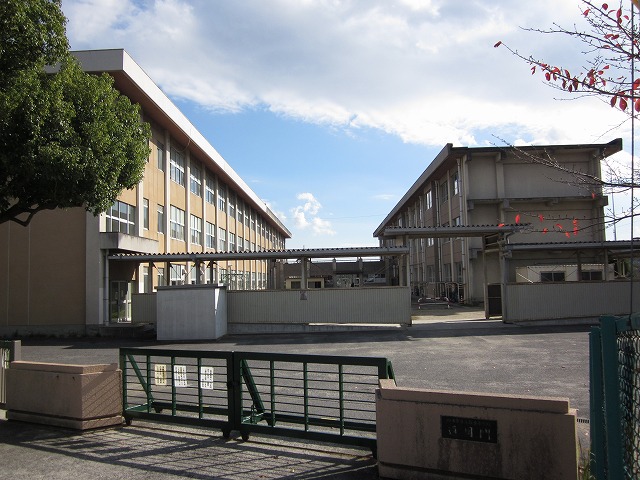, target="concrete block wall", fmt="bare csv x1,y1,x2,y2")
376,379,578,480
6,361,123,430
